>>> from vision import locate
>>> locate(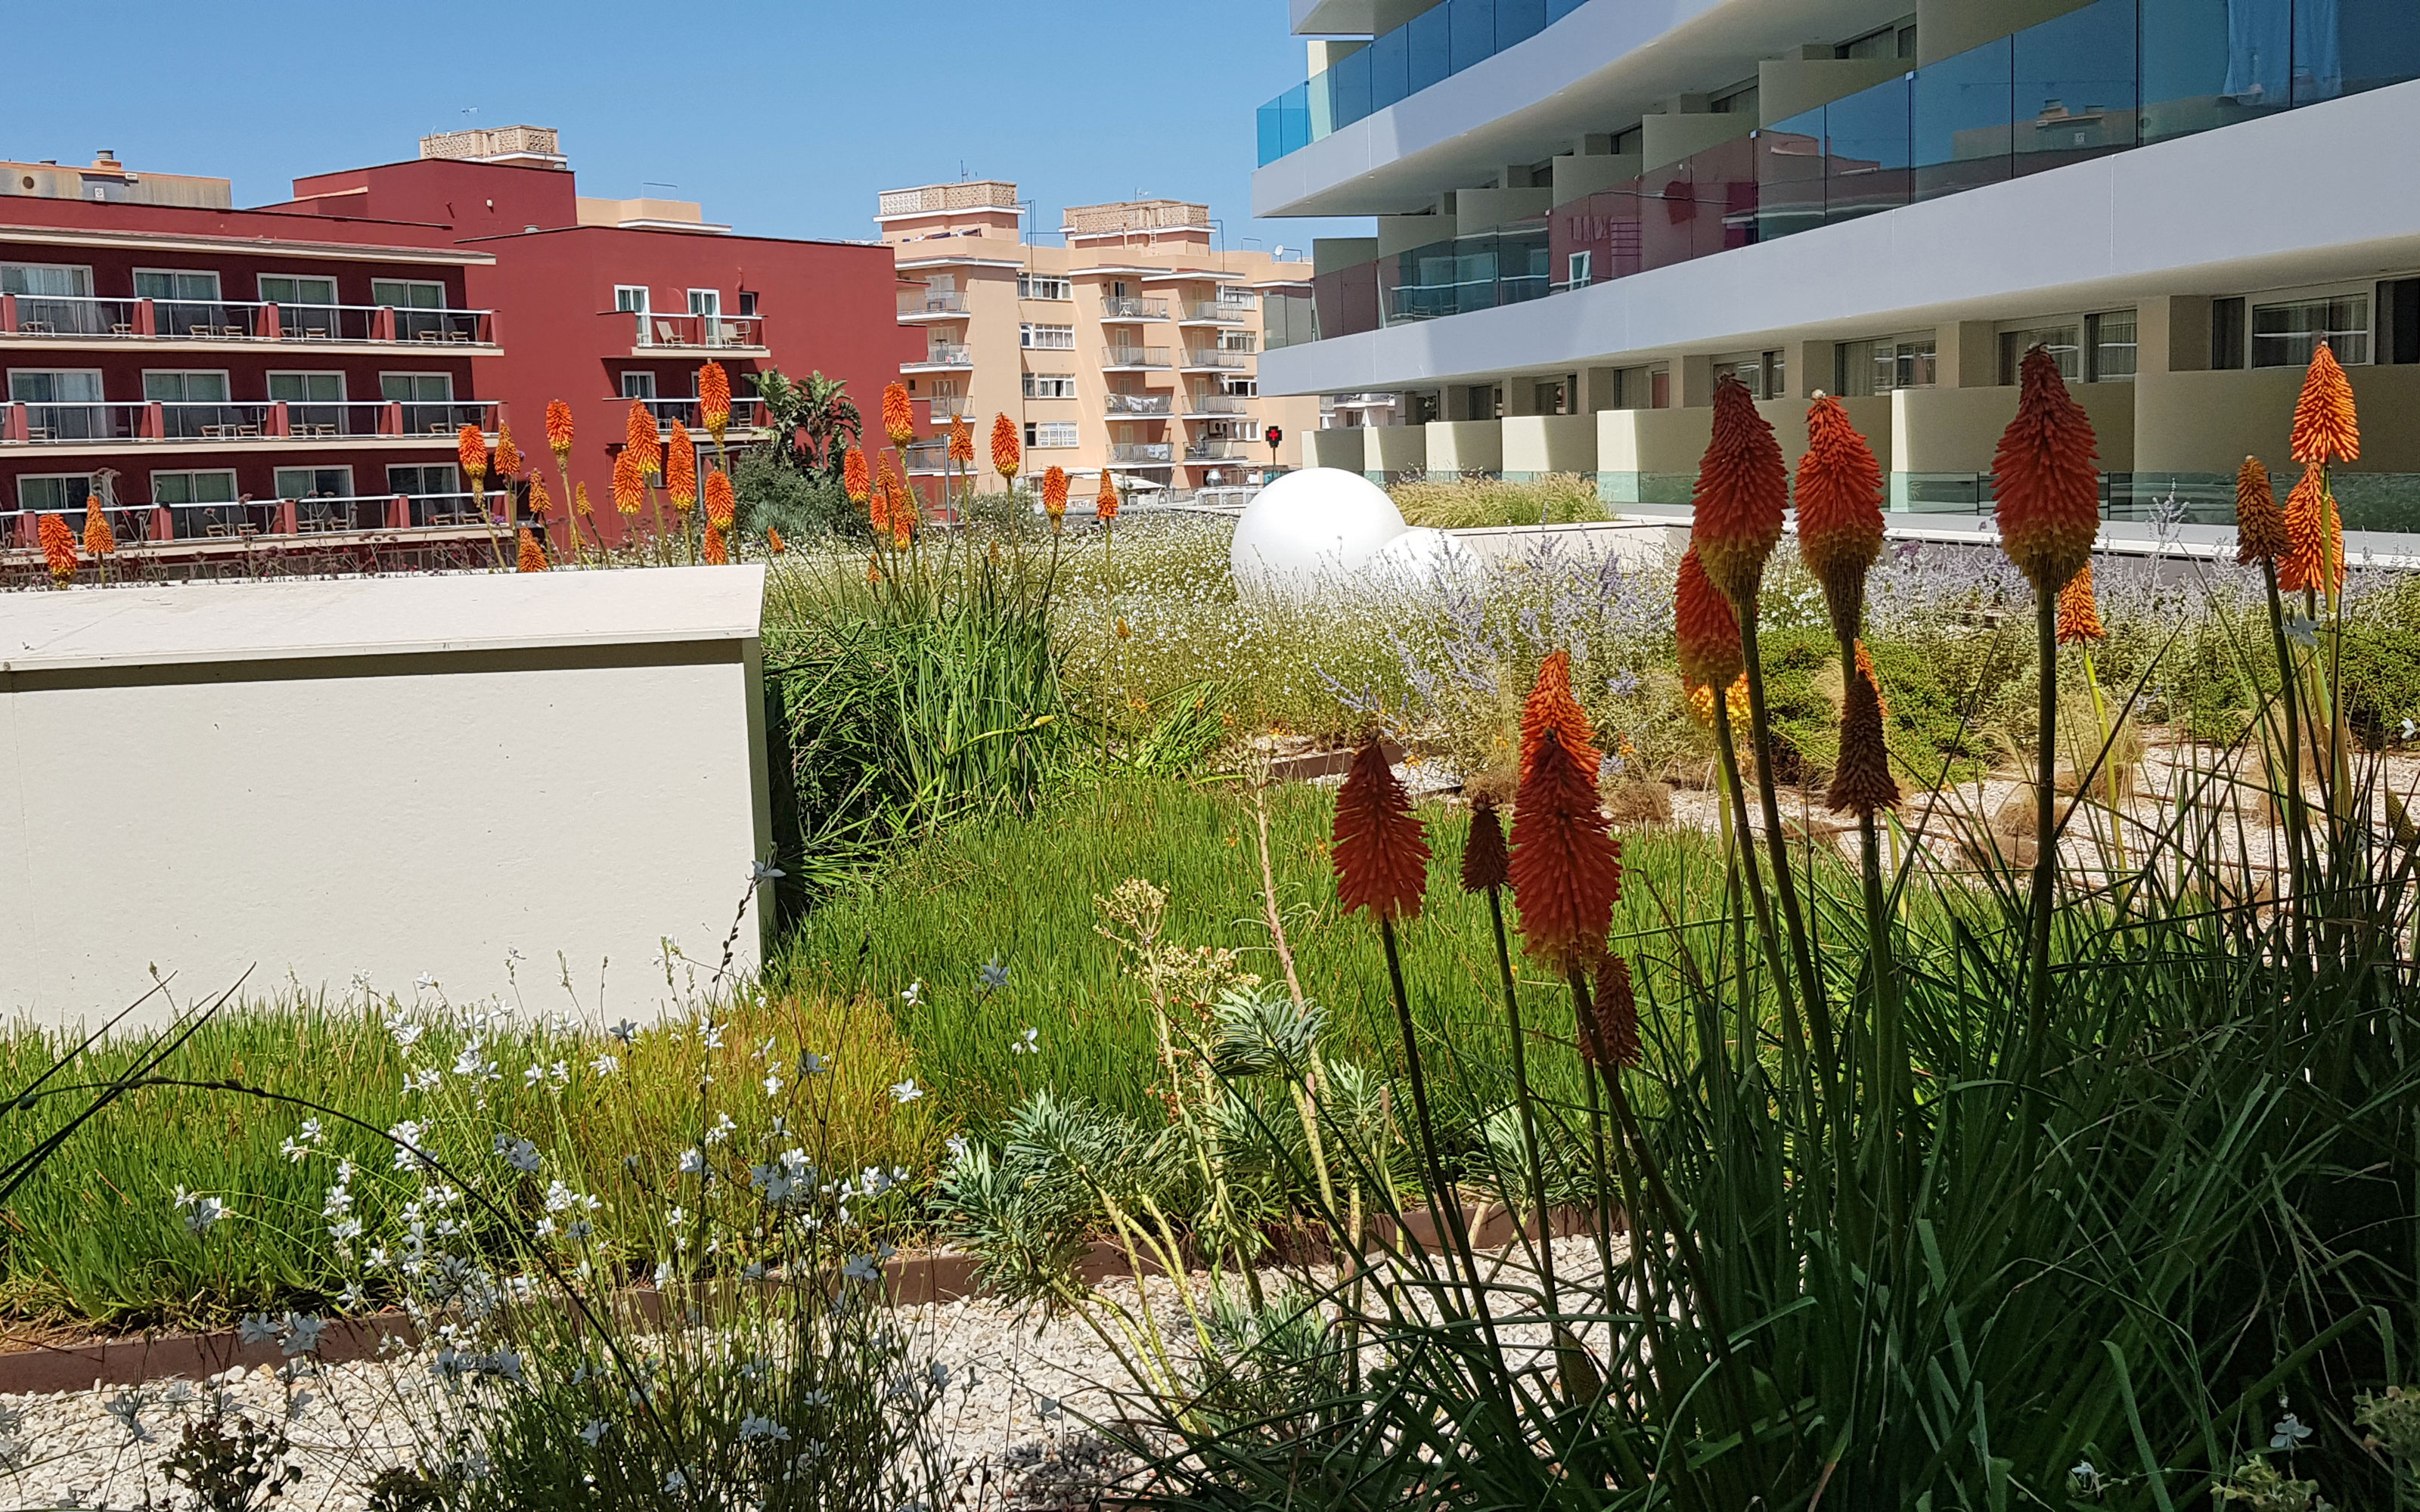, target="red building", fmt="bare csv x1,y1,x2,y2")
2,129,913,562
